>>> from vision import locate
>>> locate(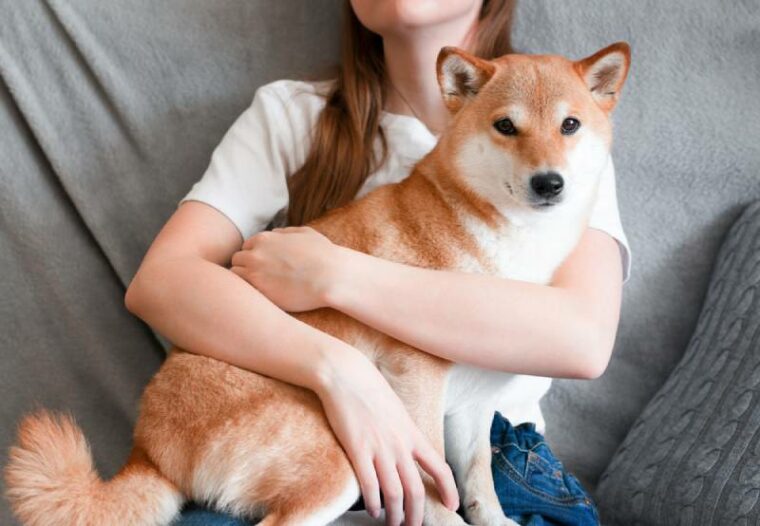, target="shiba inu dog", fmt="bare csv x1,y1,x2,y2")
5,42,630,526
